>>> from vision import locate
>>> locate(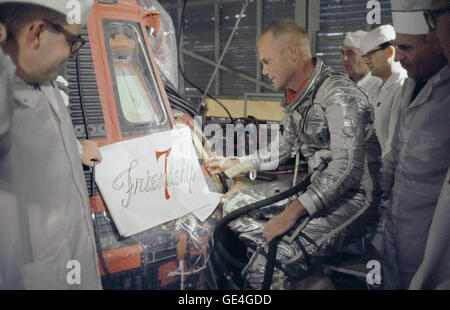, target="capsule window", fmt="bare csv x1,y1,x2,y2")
103,20,170,136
